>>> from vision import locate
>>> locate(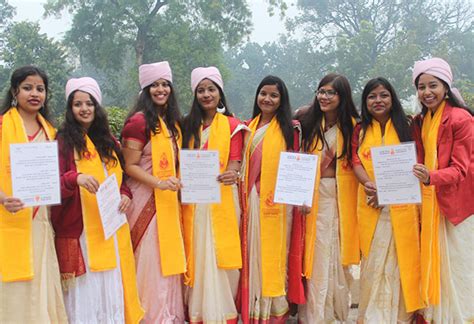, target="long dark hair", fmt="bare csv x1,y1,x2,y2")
182,80,232,149
125,81,182,139
251,75,294,150
360,77,412,143
58,90,121,166
414,74,473,116
1,65,52,122
297,73,359,160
